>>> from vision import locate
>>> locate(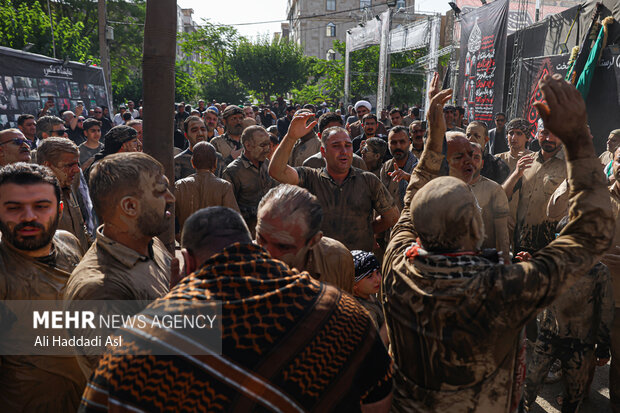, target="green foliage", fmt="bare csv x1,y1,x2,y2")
229,37,310,102
179,21,246,104
0,0,146,104
297,39,427,107
0,0,93,61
